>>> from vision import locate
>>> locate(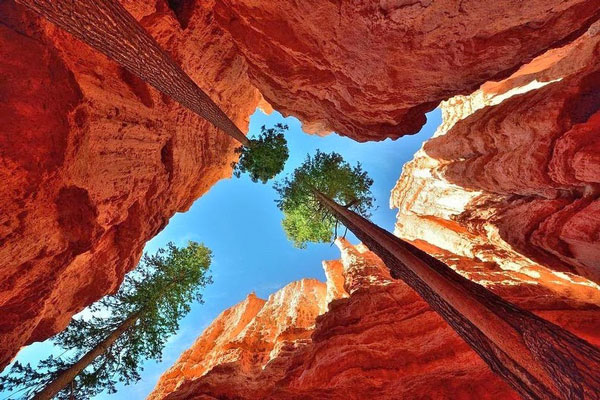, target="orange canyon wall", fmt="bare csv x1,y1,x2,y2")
2,0,600,384
391,20,600,290
147,6,600,399
0,0,260,369
215,0,600,140
148,239,600,400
